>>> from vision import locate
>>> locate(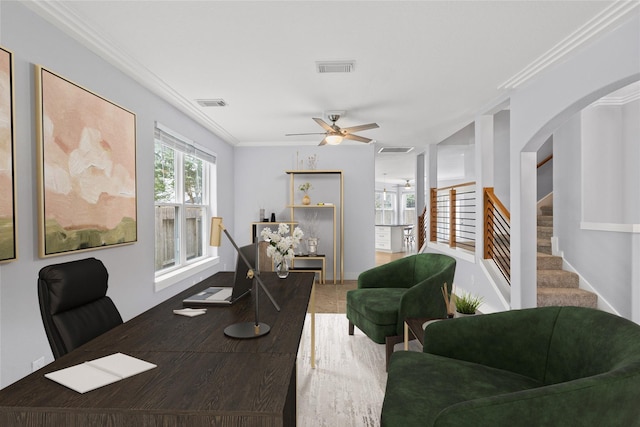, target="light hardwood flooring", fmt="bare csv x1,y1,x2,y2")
314,247,416,314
